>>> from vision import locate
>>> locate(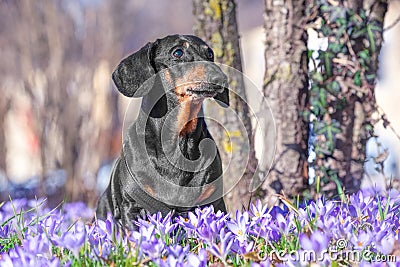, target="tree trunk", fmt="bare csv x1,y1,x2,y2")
309,0,388,196
0,96,8,172
262,0,309,202
193,0,258,212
